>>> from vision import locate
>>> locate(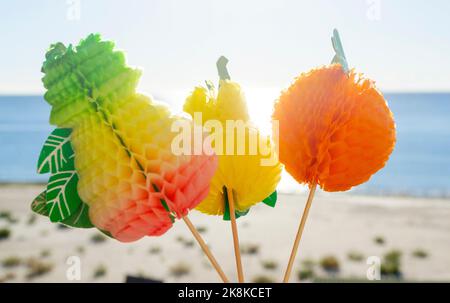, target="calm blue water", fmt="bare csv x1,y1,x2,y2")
354,93,450,197
0,96,52,184
1,94,449,197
